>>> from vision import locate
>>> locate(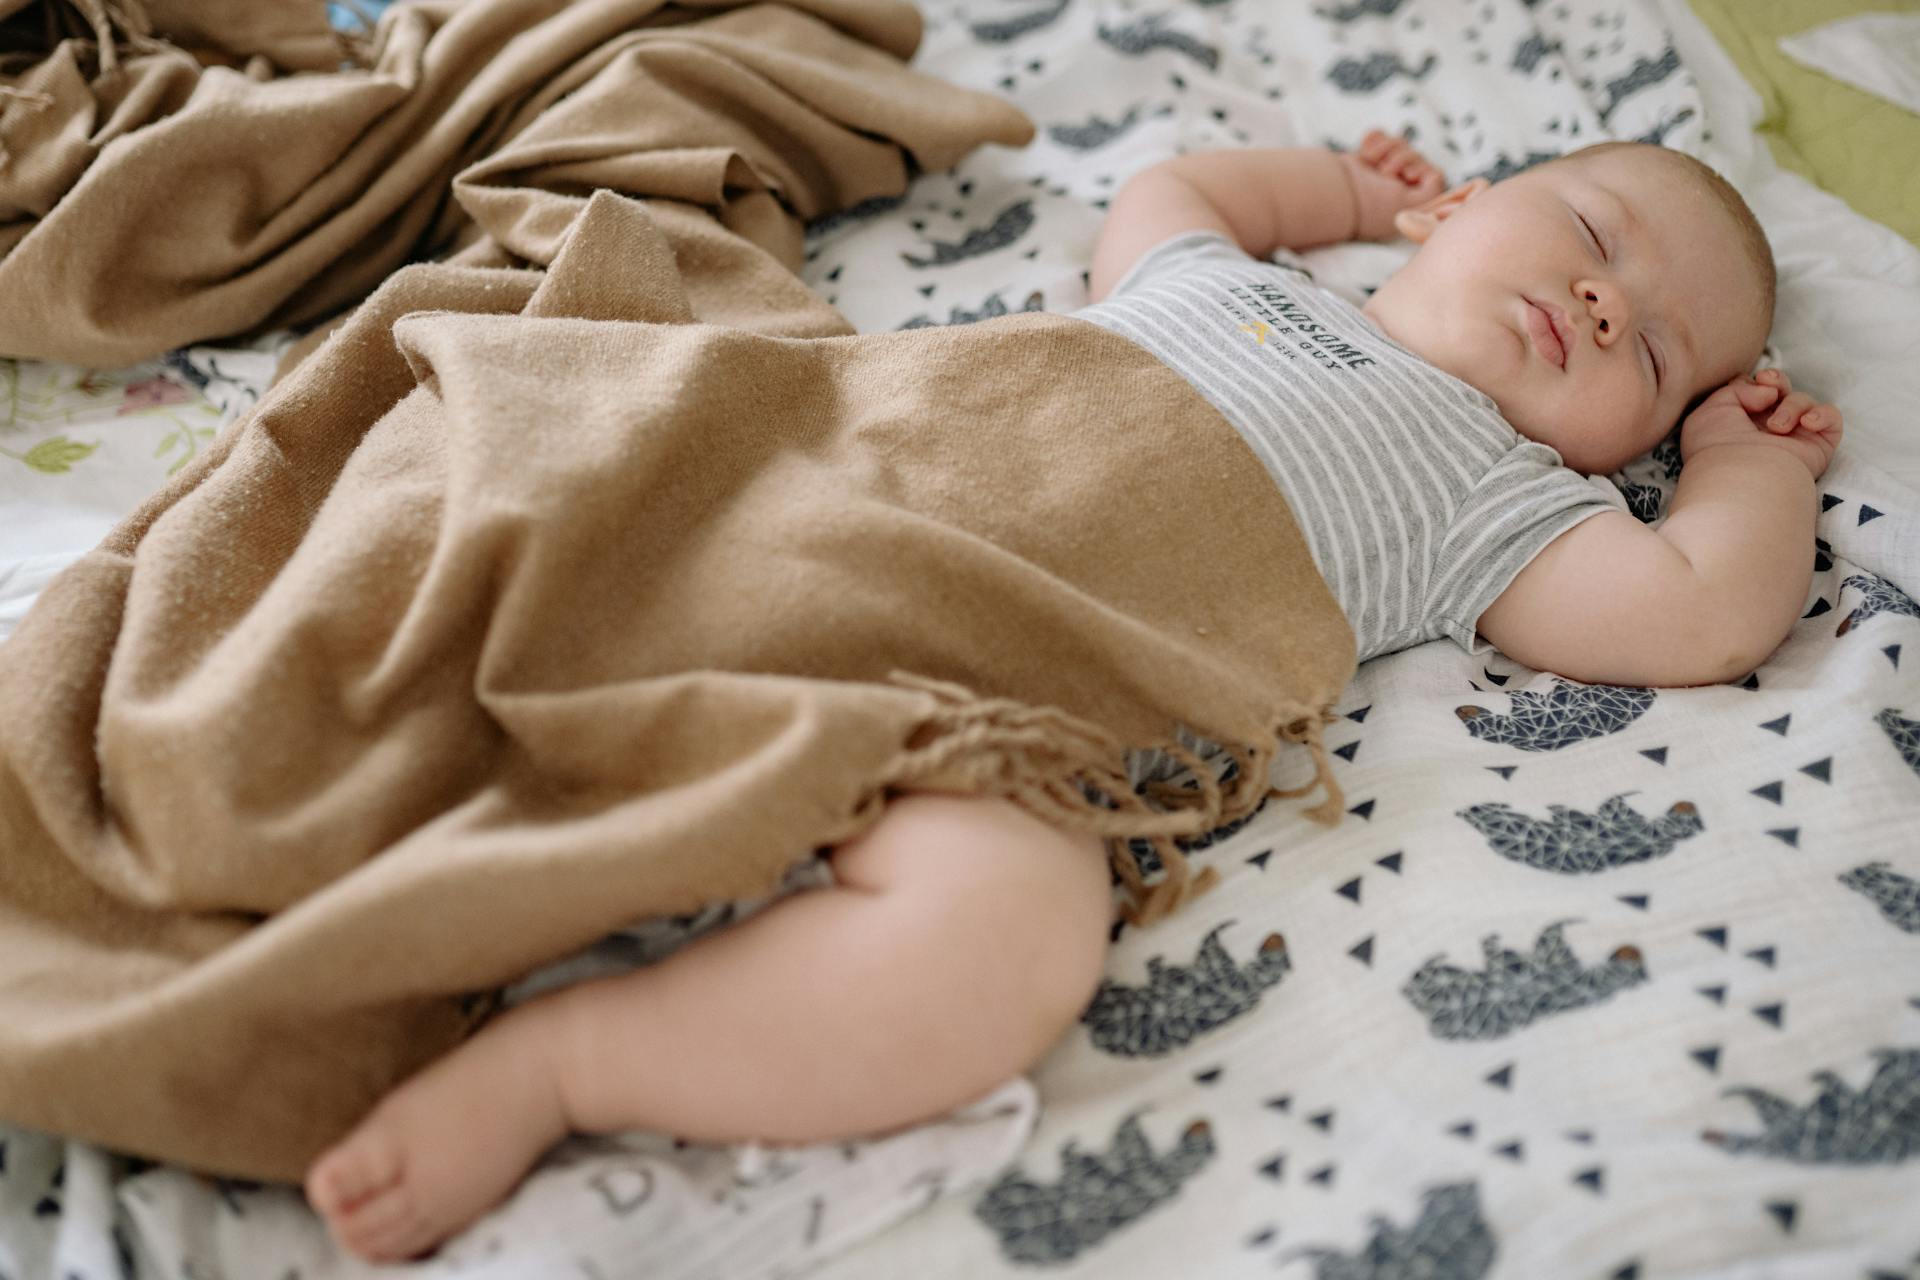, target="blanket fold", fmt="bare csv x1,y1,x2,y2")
0,0,1028,363
0,0,1356,1186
